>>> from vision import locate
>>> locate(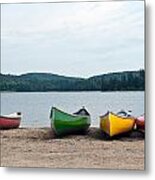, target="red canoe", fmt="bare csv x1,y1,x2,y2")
0,112,21,129
136,115,145,132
